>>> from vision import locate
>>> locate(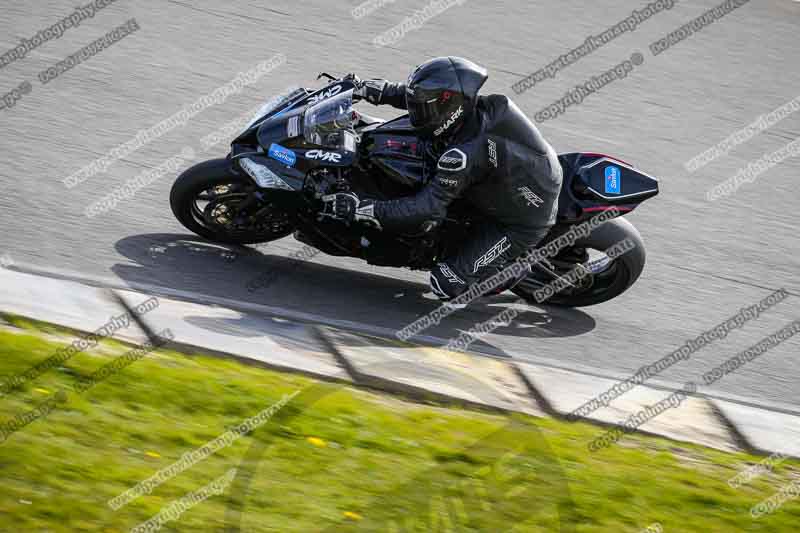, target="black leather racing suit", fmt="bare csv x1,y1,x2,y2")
372,83,563,299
